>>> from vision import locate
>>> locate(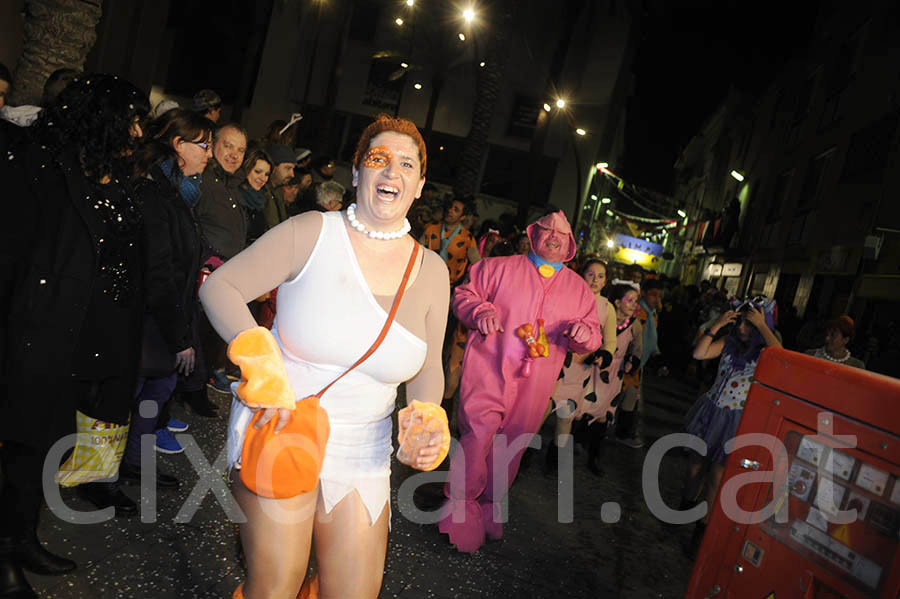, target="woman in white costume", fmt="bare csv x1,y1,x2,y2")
199,115,450,599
